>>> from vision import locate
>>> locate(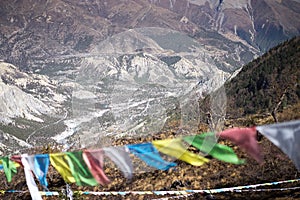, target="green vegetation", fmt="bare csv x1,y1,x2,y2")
159,56,181,66
199,36,300,122
0,114,66,141
225,36,300,117
0,118,45,140
74,35,94,51
38,58,80,77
